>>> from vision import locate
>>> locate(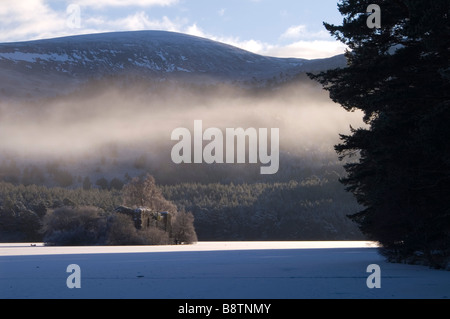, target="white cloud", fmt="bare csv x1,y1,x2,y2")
225,38,346,60
0,0,68,42
181,24,272,55
180,24,343,59
99,12,182,31
184,23,206,37
0,1,183,43
73,0,179,8
281,24,330,40
181,24,344,59
263,40,347,59
281,25,307,39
